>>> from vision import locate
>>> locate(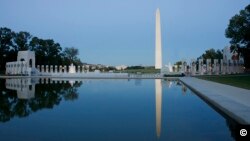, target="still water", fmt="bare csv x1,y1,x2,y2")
0,78,238,141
